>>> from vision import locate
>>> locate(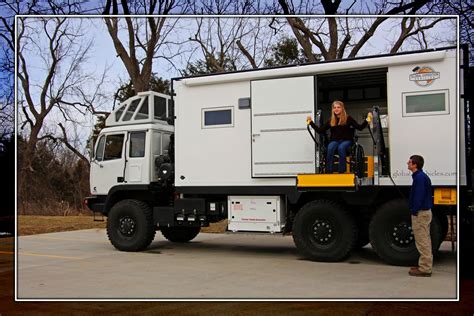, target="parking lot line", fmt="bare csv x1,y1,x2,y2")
23,235,107,243
0,250,83,260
